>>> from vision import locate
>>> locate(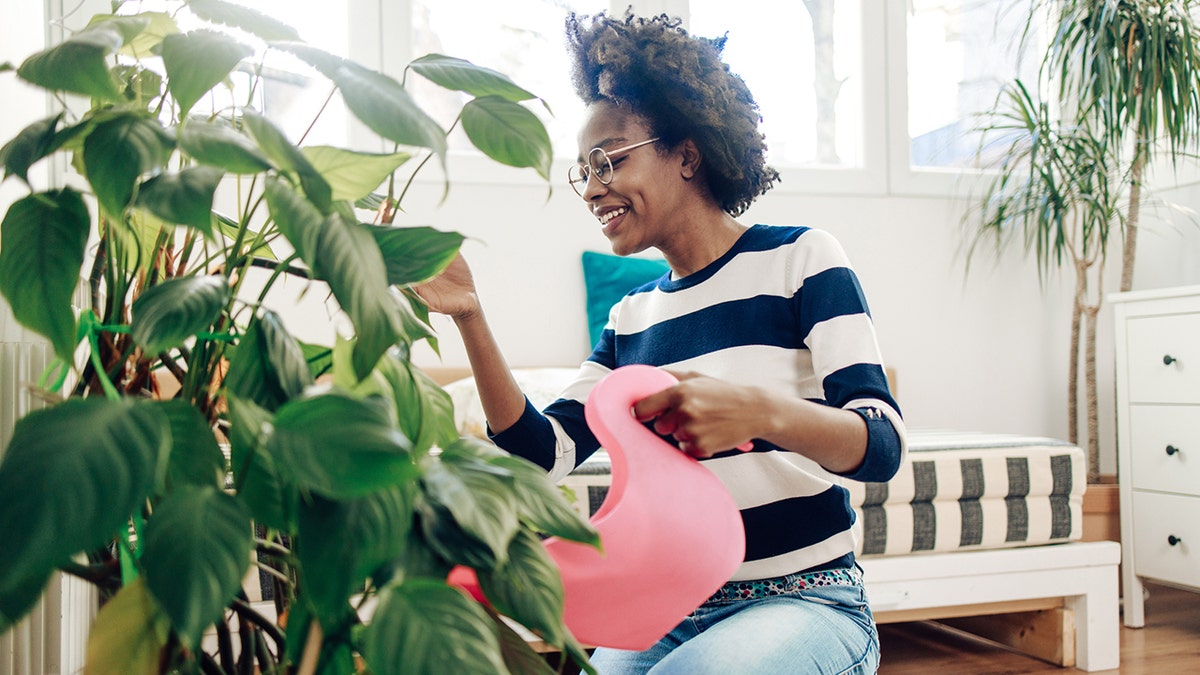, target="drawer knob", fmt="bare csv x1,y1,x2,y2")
1169,535,1183,547
1167,444,1182,456
1163,354,1178,366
